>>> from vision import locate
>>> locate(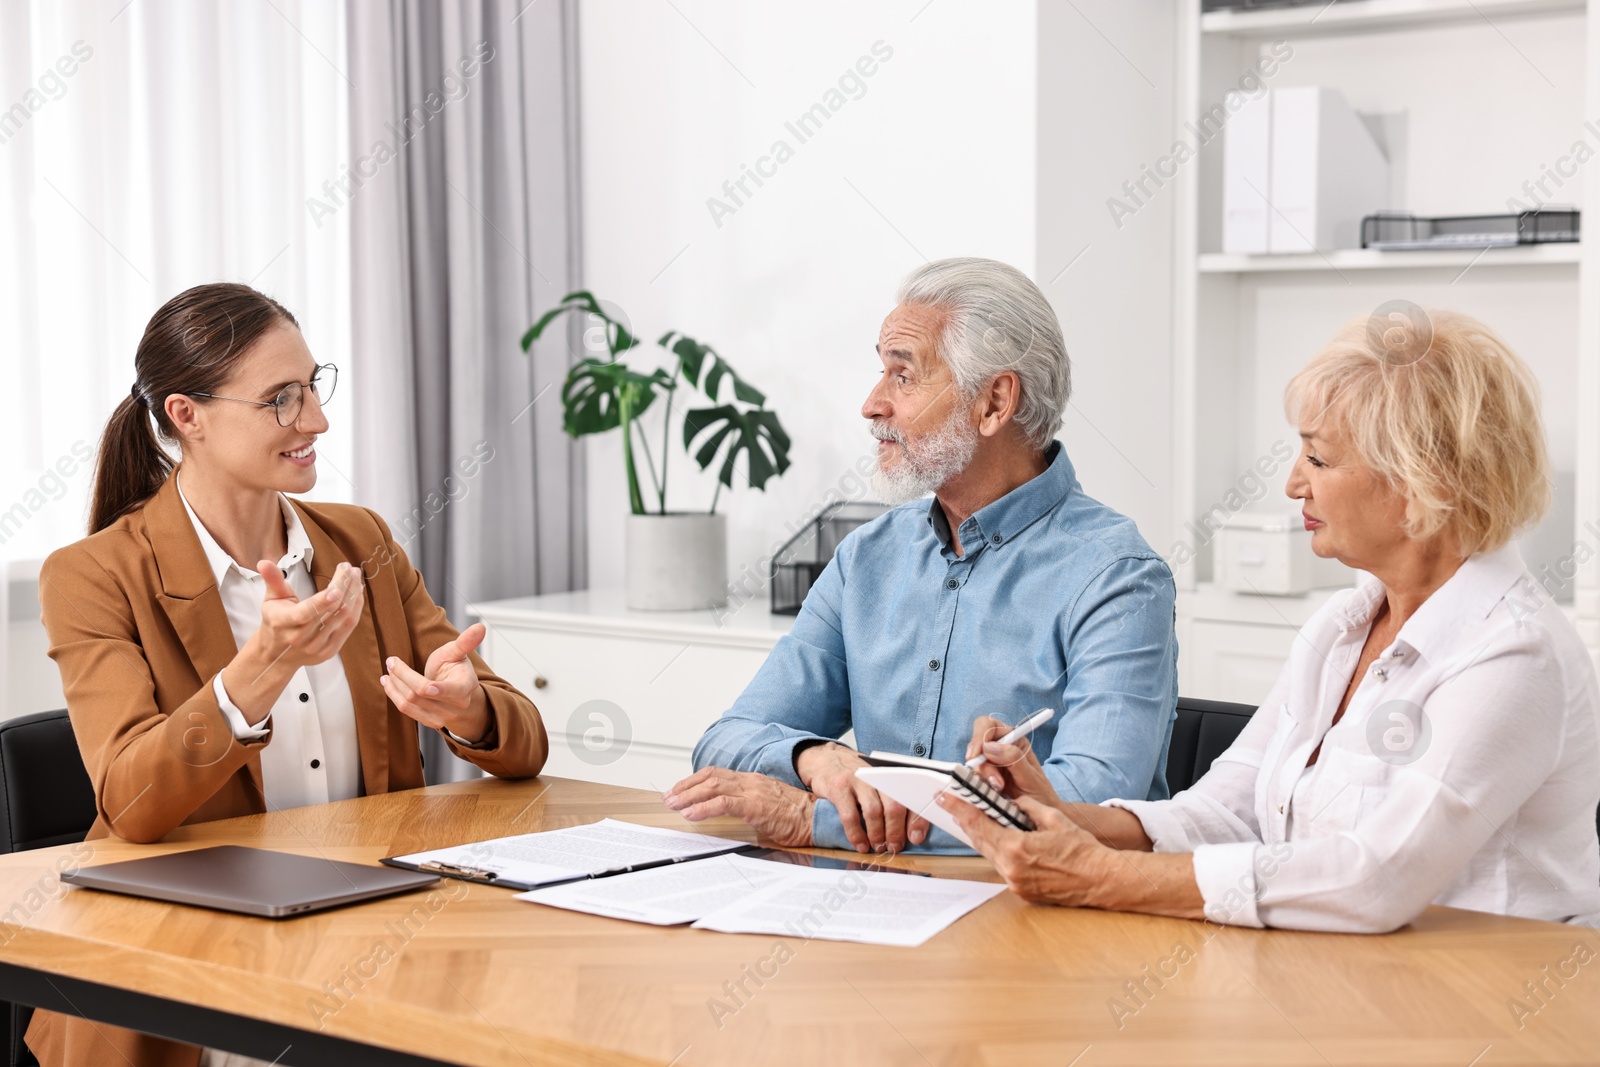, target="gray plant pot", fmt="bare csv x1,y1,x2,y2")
625,512,728,611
